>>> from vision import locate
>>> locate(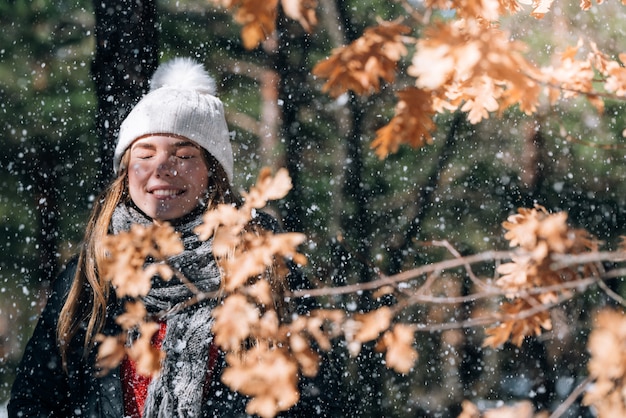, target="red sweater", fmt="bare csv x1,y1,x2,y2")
120,322,218,417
